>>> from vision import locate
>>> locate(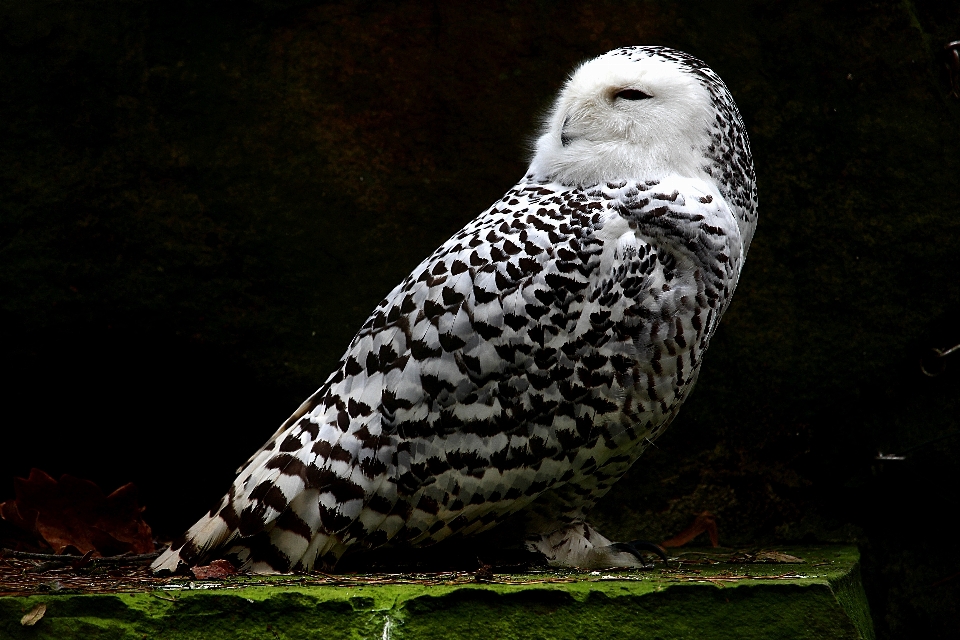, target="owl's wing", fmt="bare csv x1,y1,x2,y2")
371,180,617,544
